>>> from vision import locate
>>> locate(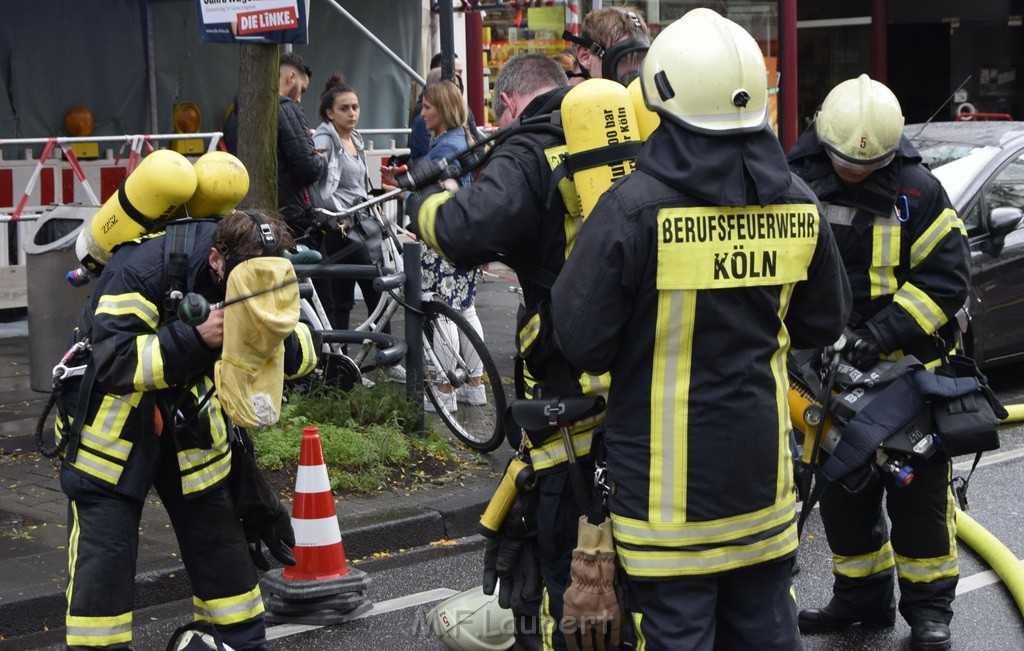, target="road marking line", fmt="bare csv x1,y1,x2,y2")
954,446,1024,471
265,587,459,640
